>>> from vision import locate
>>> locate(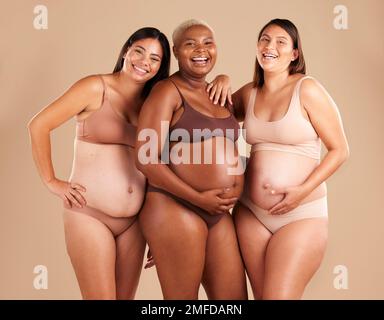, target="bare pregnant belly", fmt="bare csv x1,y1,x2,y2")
69,139,146,217
169,137,242,194
245,150,327,210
